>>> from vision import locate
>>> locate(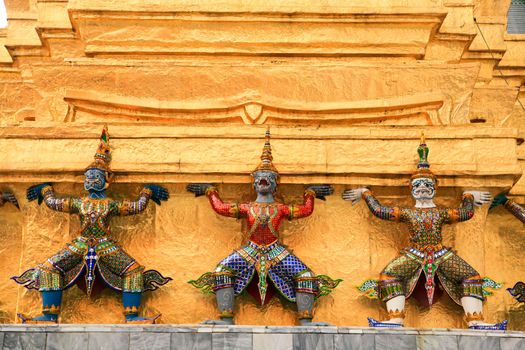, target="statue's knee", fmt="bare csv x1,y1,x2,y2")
123,266,144,293
462,275,483,299
212,270,235,291
37,263,63,291
298,271,313,278
295,271,317,294
378,274,404,302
